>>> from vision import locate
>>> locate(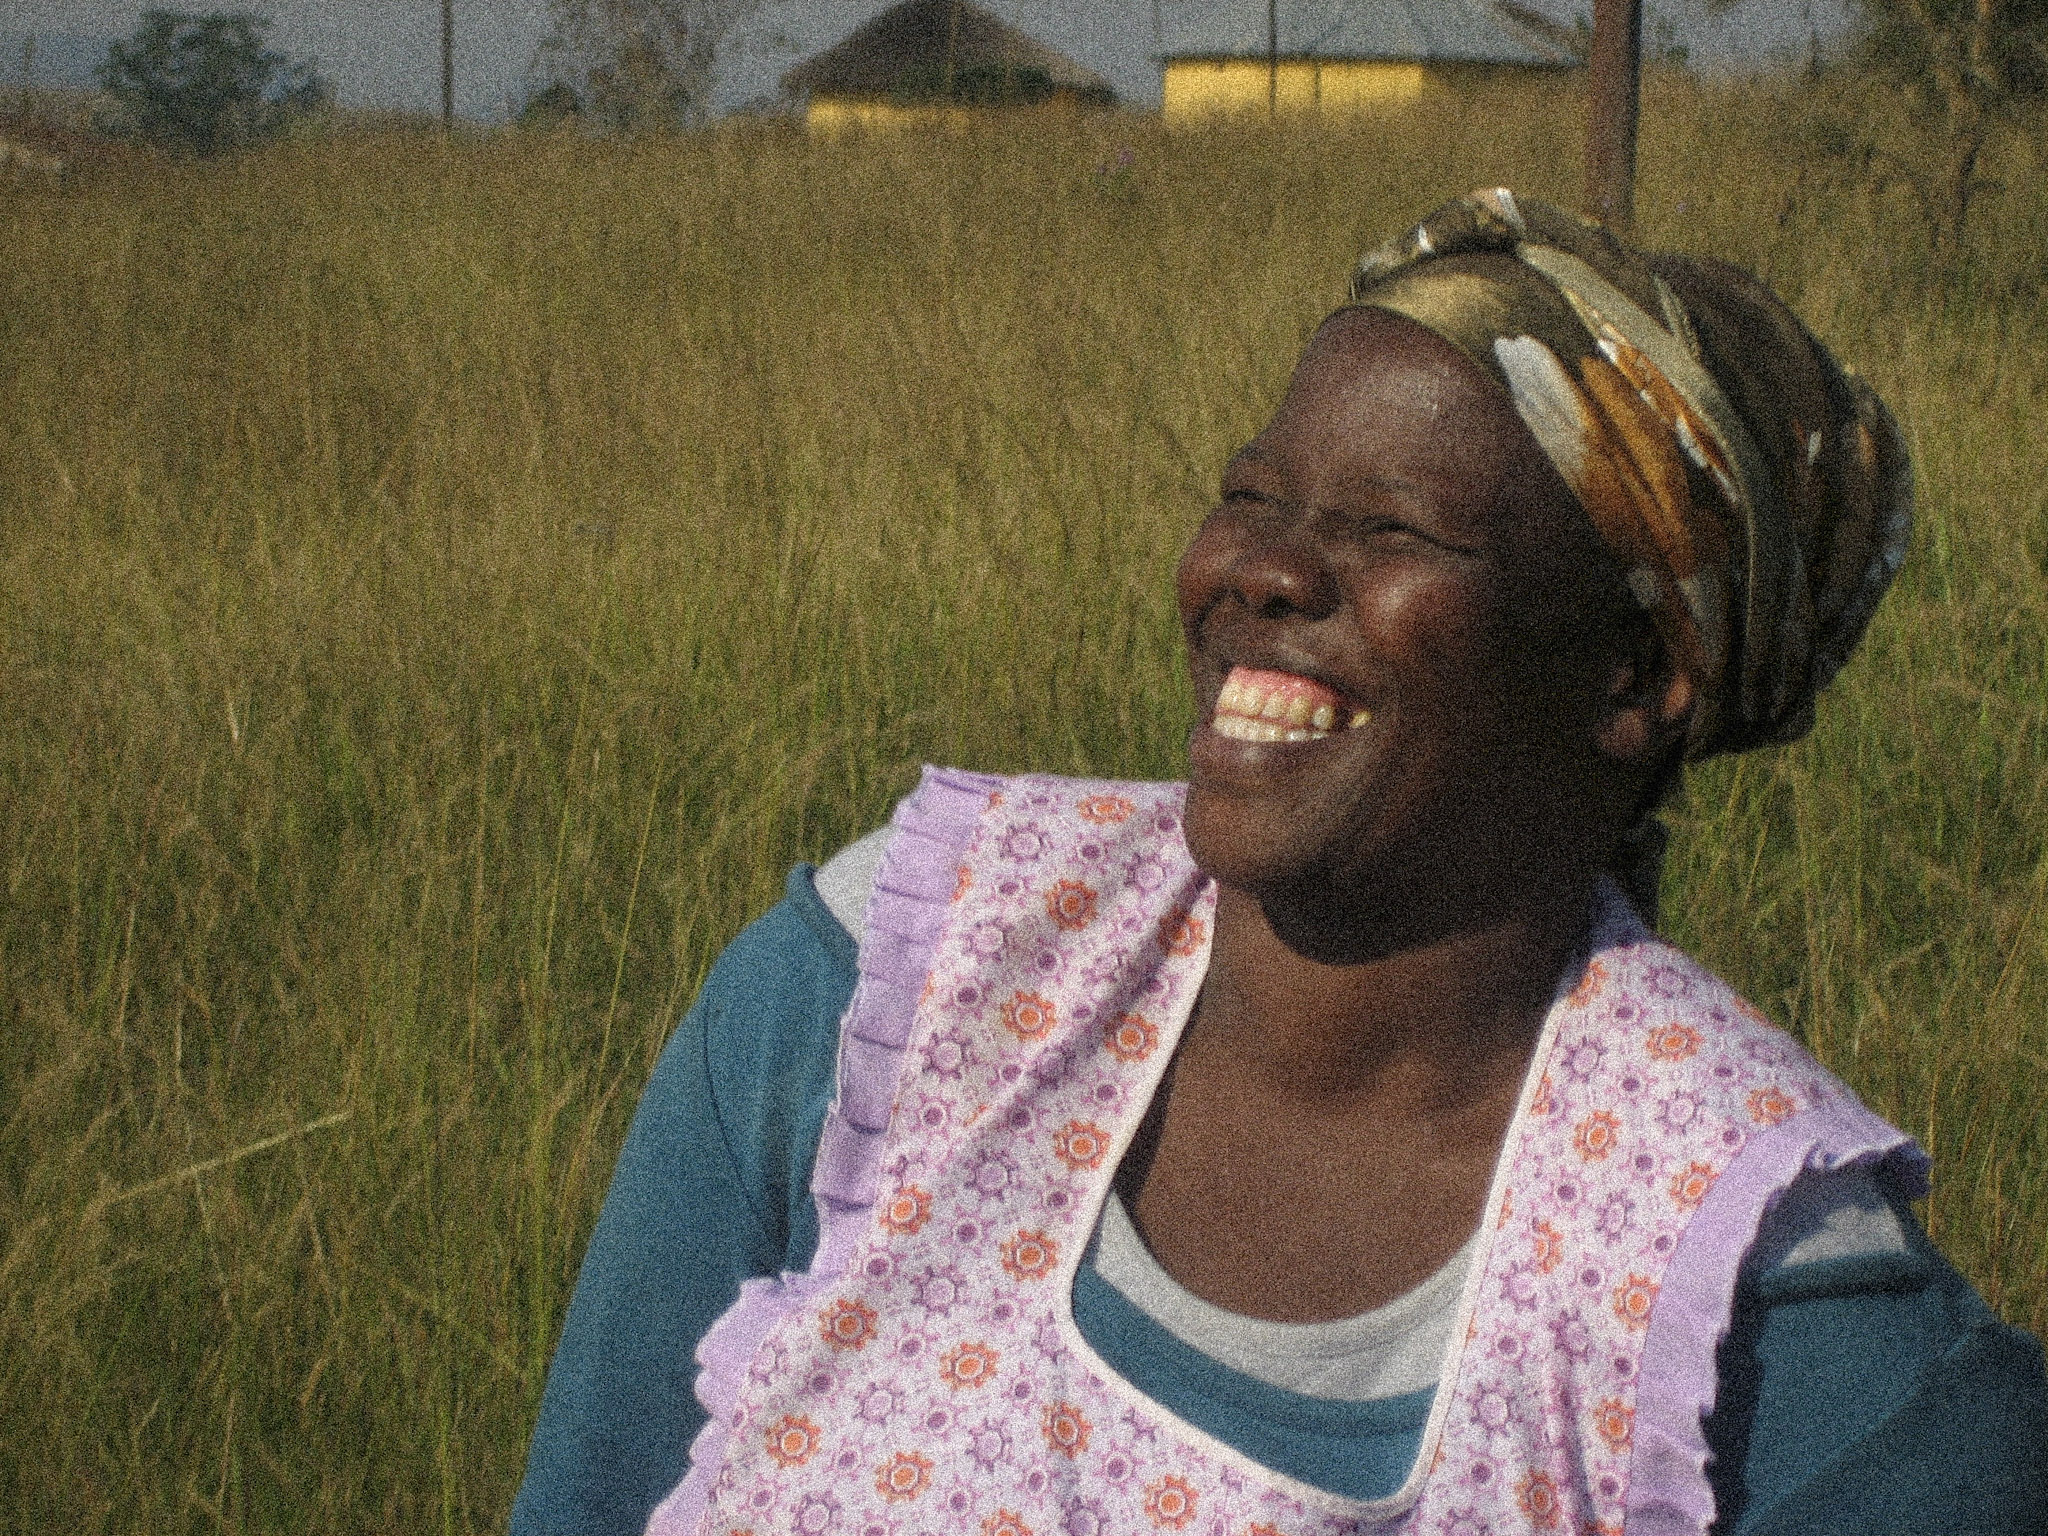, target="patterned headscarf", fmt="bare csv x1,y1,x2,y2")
1348,188,1913,764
